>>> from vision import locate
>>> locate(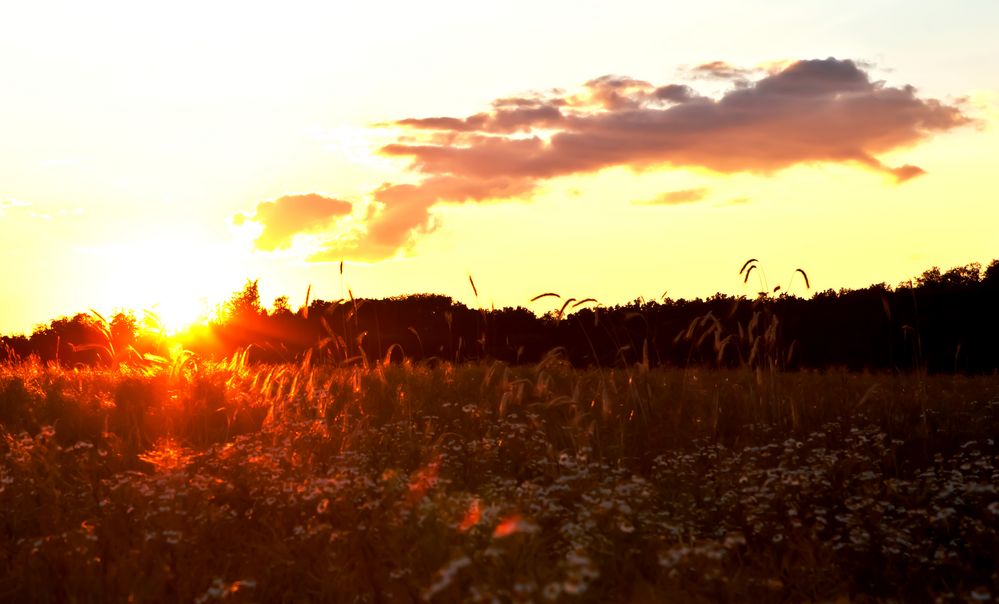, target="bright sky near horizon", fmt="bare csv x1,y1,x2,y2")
2,0,998,335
